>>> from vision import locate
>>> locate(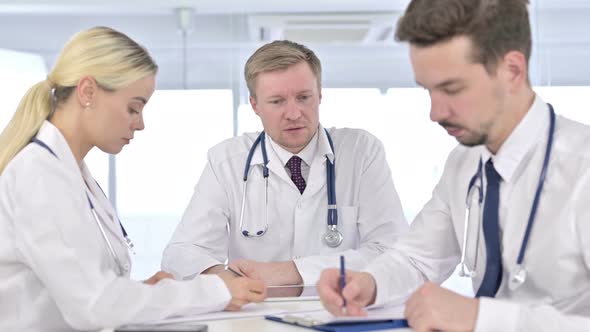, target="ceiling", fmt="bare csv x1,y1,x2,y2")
1,0,589,90
0,0,411,14
1,0,590,14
